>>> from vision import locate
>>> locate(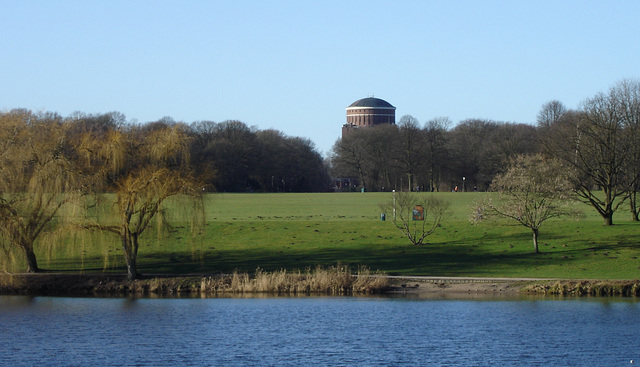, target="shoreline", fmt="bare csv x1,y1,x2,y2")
1,273,638,298
385,276,536,295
